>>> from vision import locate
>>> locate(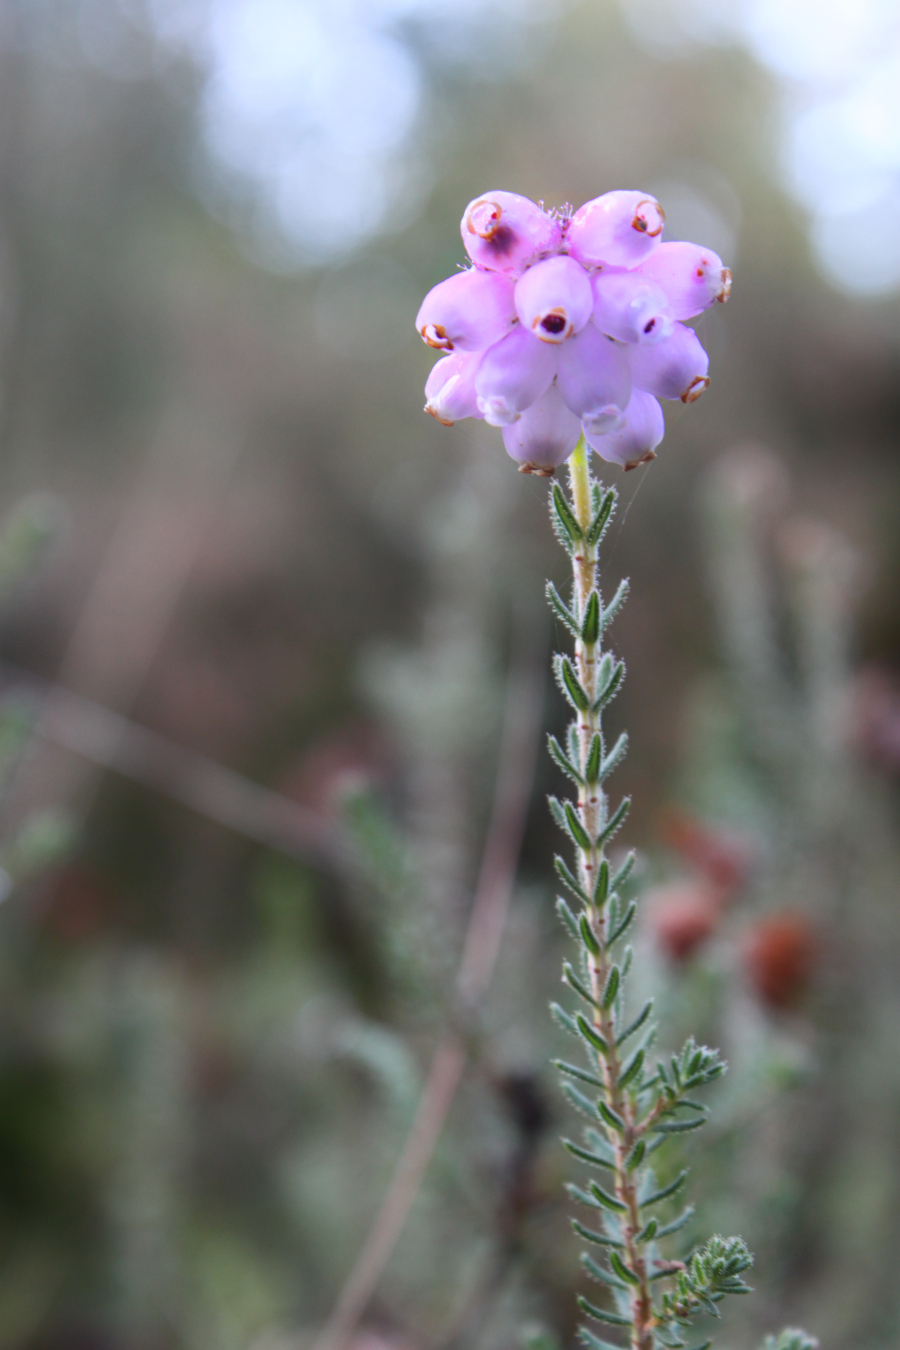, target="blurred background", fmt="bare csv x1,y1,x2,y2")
0,2,898,1349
